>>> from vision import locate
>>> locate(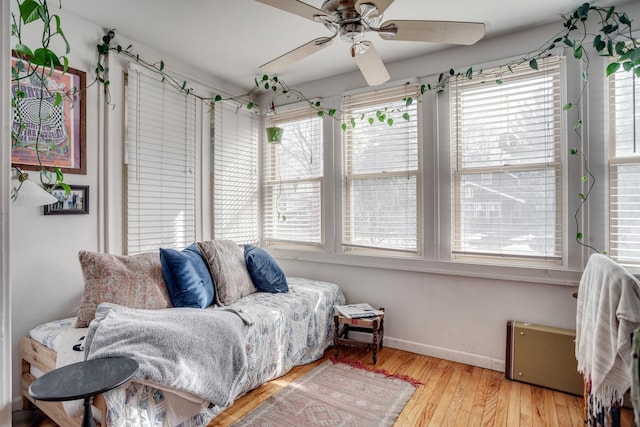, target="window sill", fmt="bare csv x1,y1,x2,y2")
268,247,582,287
